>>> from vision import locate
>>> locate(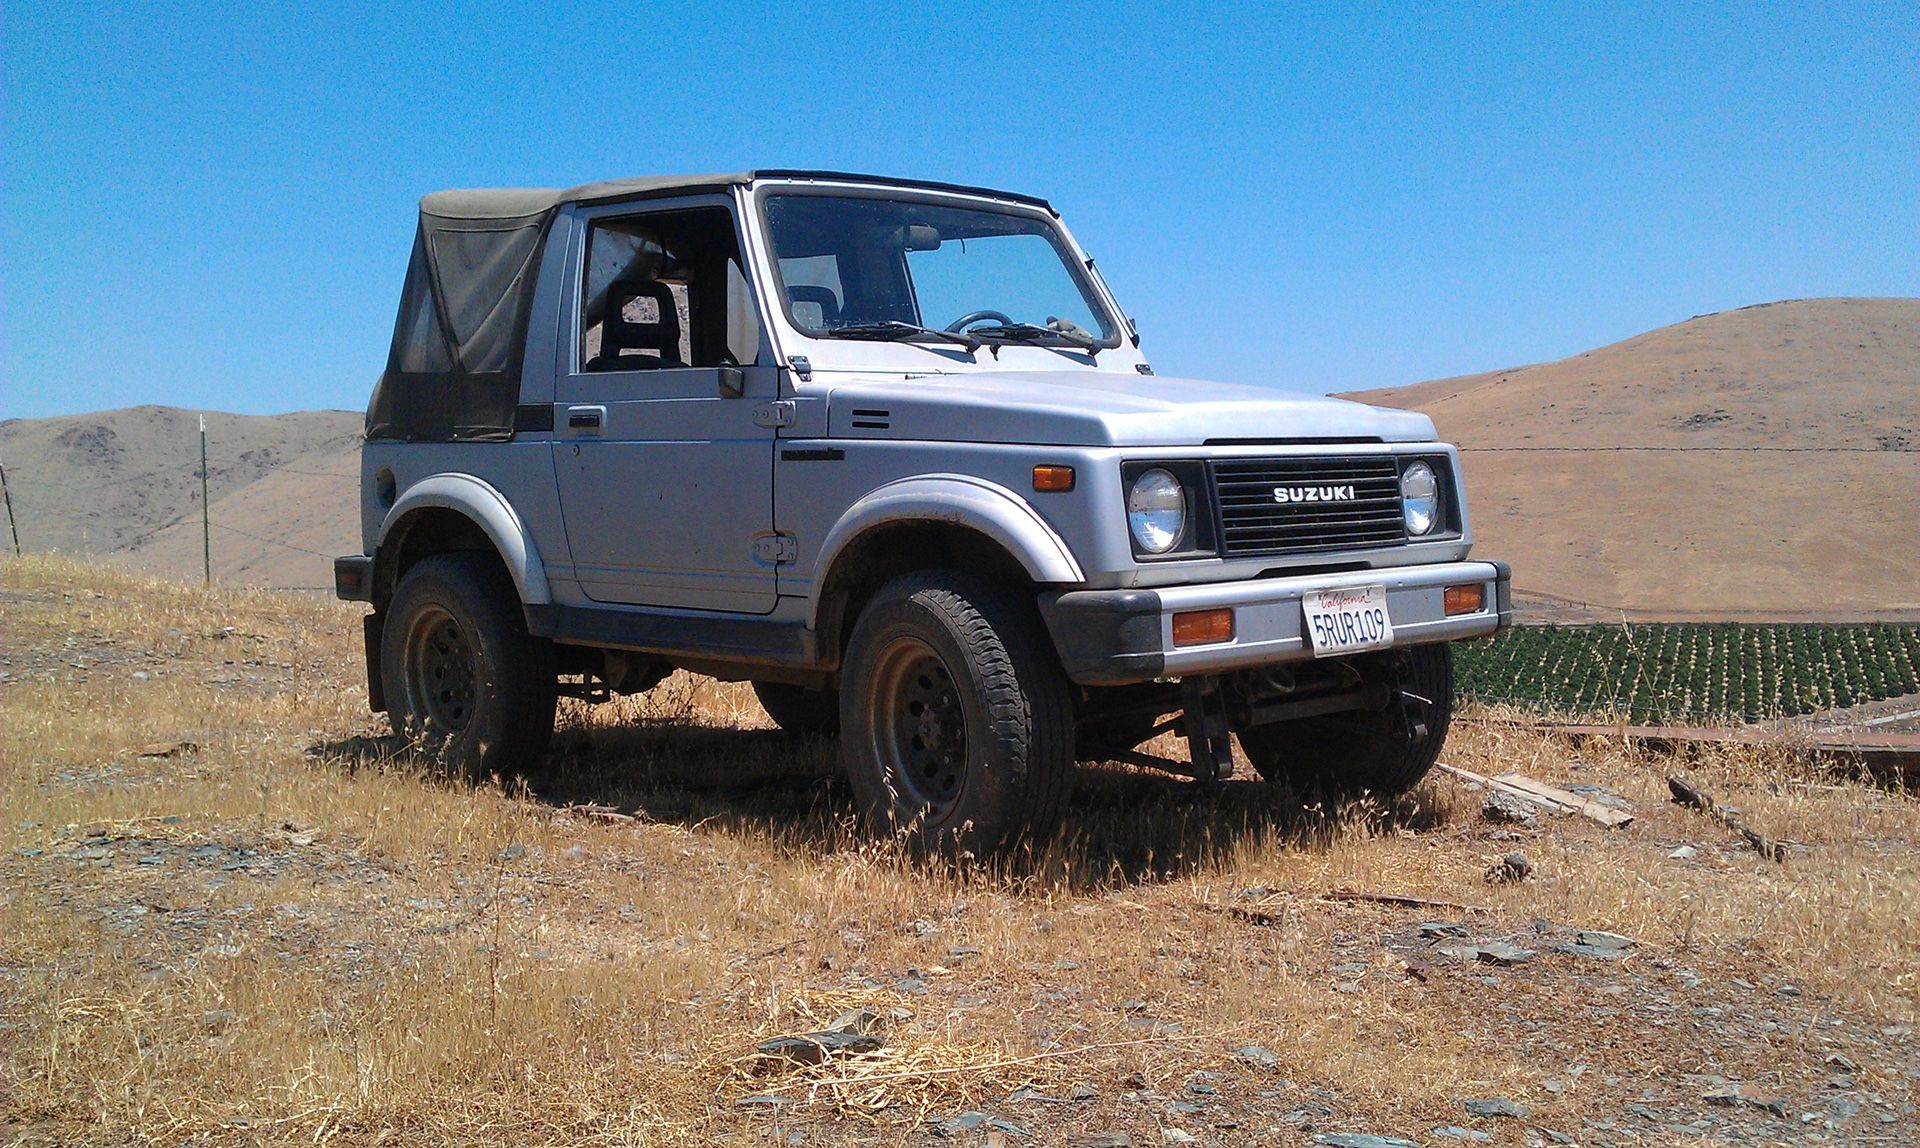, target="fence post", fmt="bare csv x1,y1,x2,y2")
0,460,19,556
200,415,211,585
